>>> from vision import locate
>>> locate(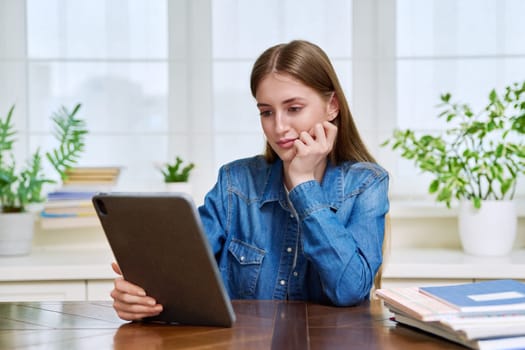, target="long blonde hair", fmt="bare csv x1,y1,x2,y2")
250,40,376,164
